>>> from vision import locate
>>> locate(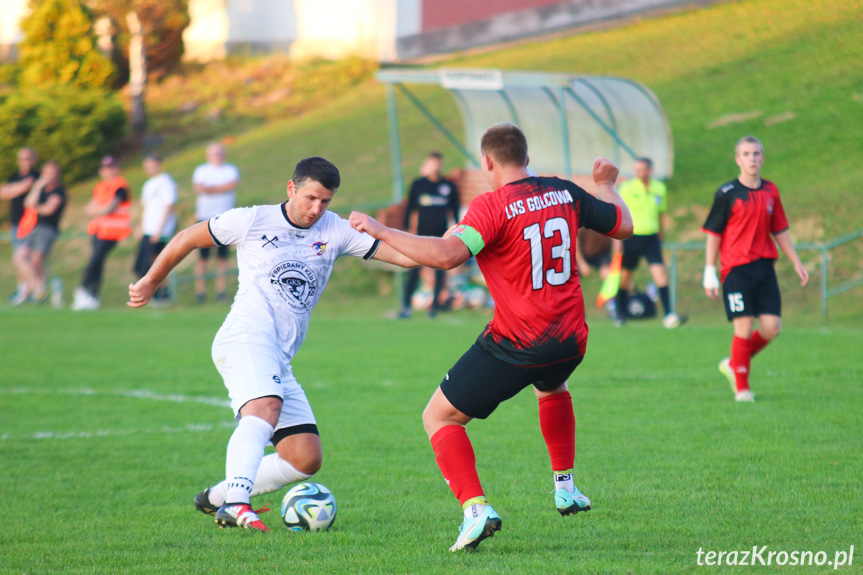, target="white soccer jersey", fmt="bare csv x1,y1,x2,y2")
208,204,379,359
